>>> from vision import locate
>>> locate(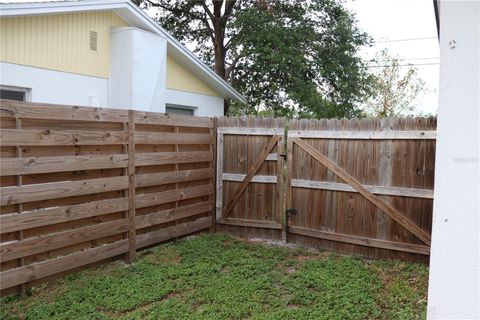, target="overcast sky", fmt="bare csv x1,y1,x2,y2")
2,0,440,114
346,0,440,115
